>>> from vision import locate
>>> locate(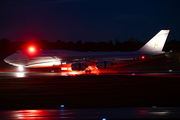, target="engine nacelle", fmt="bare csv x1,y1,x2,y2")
96,61,112,69
71,63,87,71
